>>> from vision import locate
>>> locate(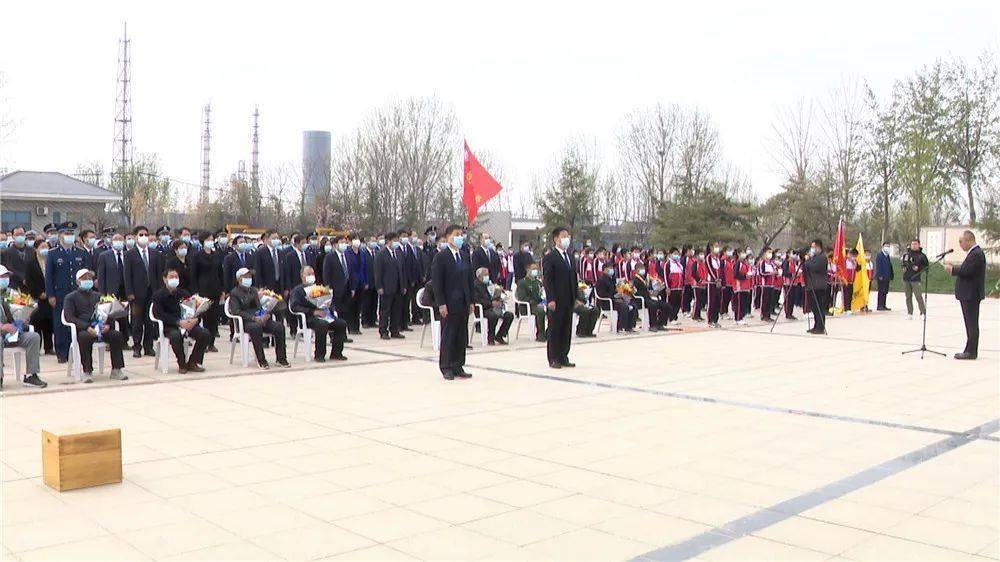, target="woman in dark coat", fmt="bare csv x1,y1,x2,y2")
190,232,225,341
314,236,330,286
25,240,54,354
165,240,193,292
